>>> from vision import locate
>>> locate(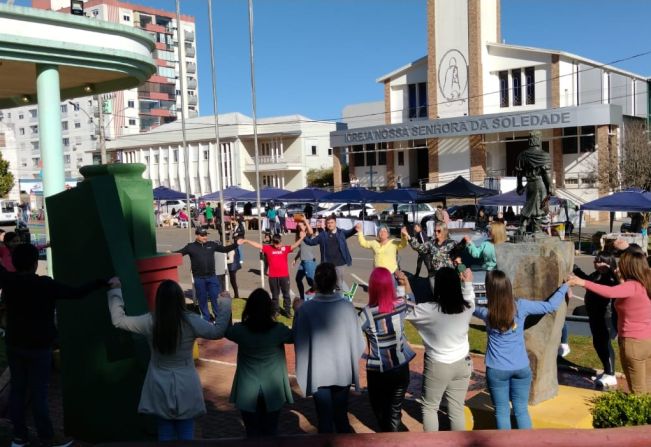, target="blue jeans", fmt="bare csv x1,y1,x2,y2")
295,259,316,300
8,346,54,441
486,366,532,429
157,417,194,441
312,385,352,433
194,275,220,321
